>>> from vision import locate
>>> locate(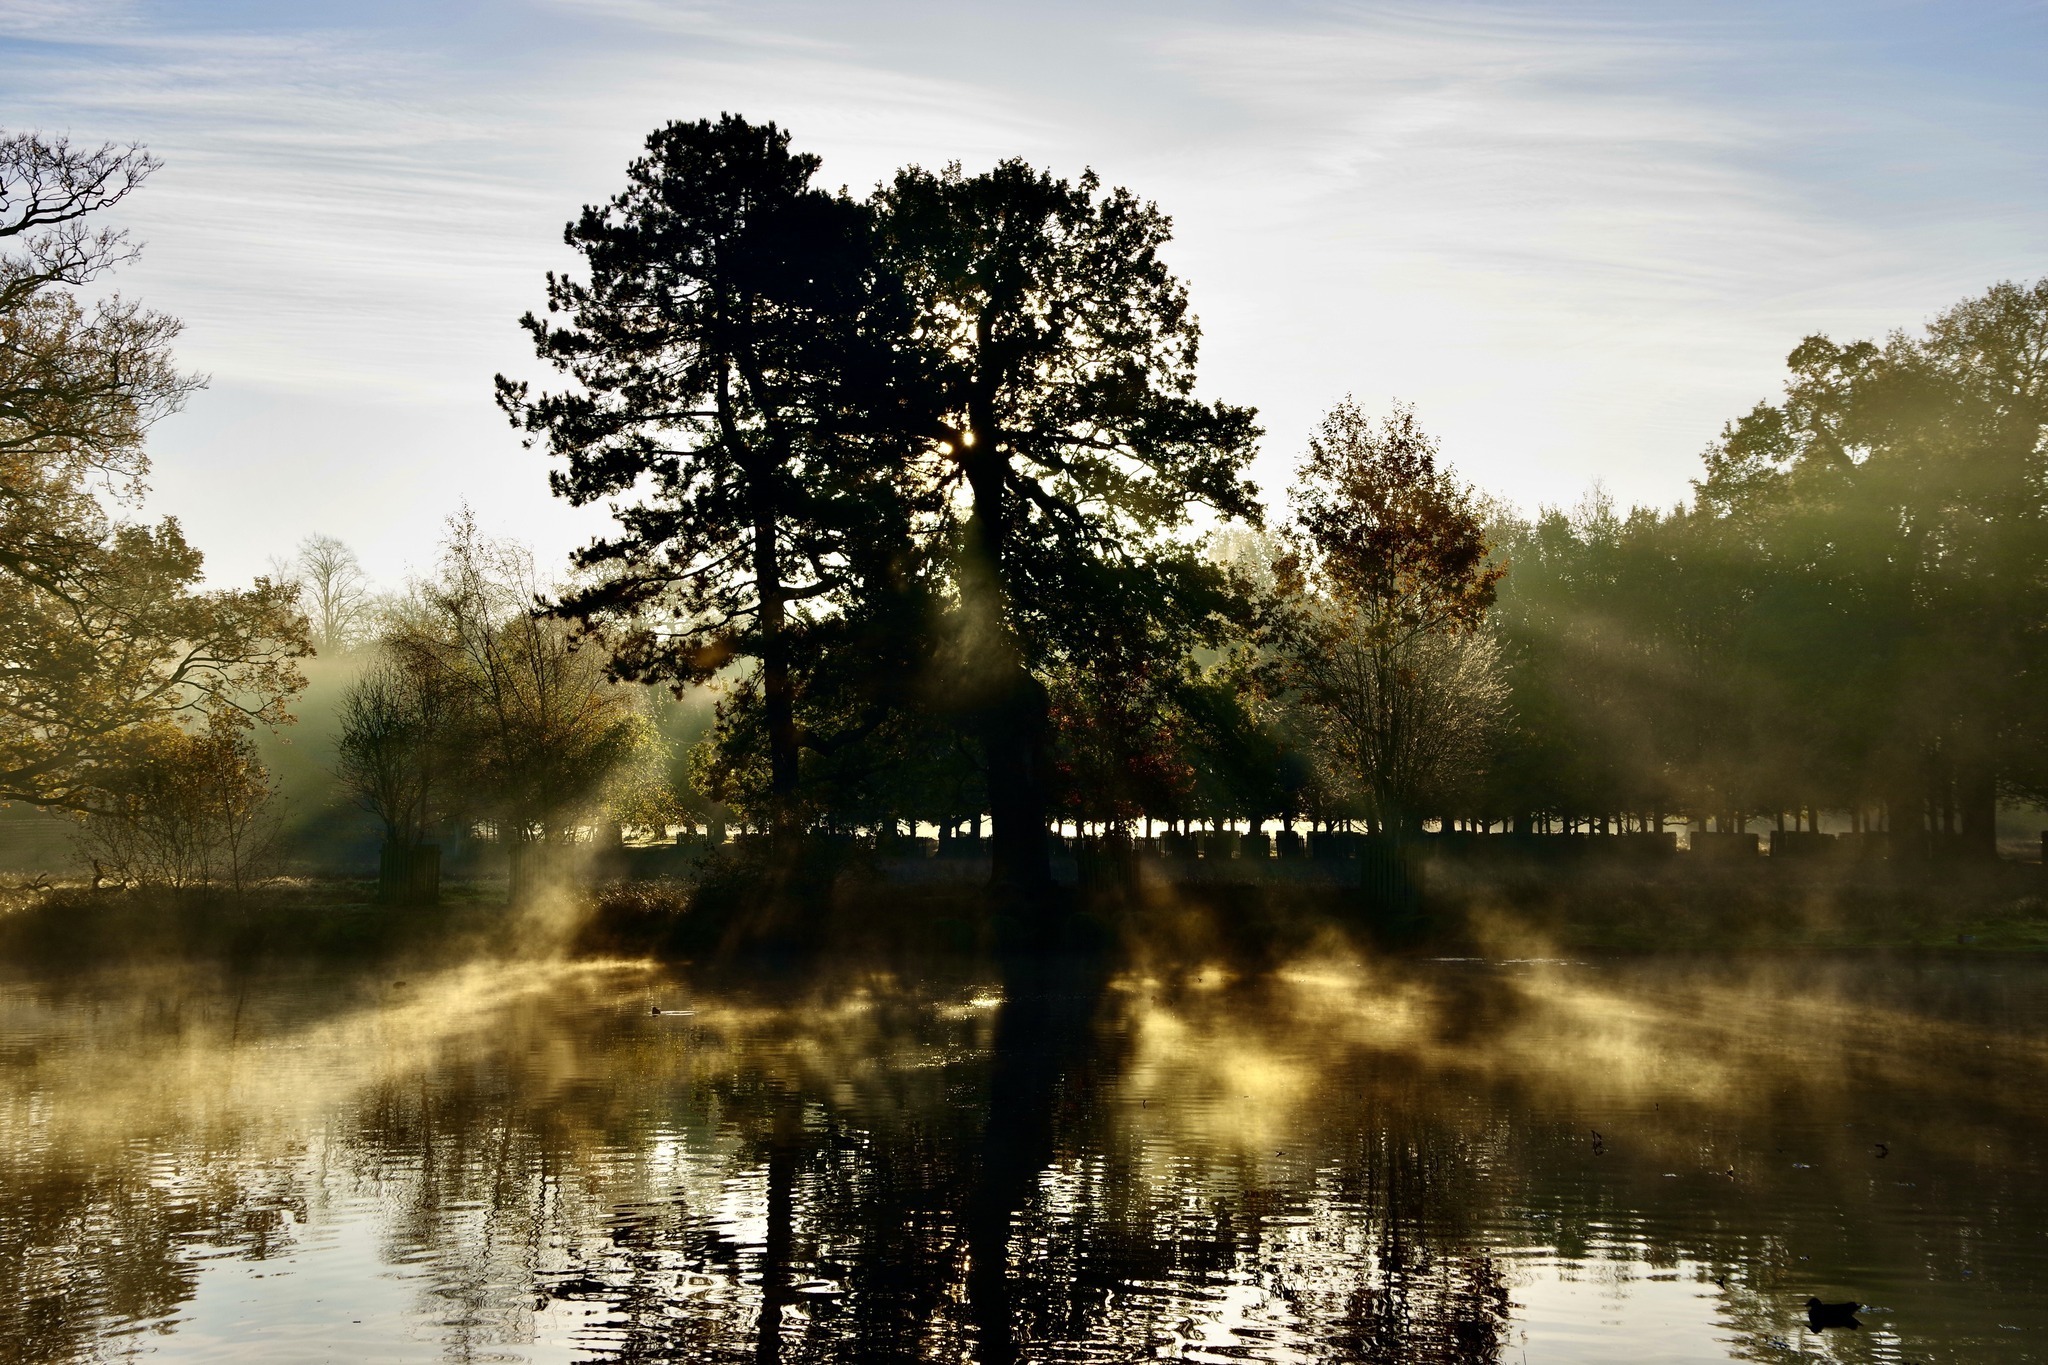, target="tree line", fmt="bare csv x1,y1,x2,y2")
2,121,2043,896
495,115,2045,874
